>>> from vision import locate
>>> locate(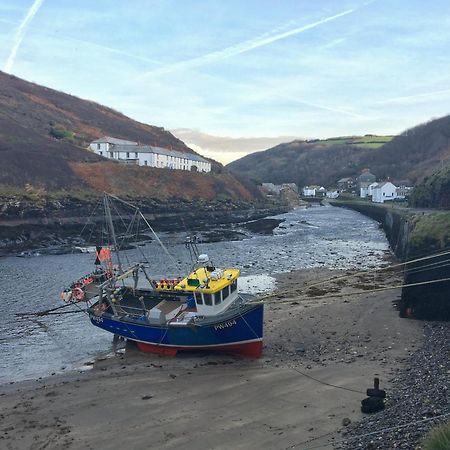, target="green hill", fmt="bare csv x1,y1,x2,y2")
227,117,450,188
